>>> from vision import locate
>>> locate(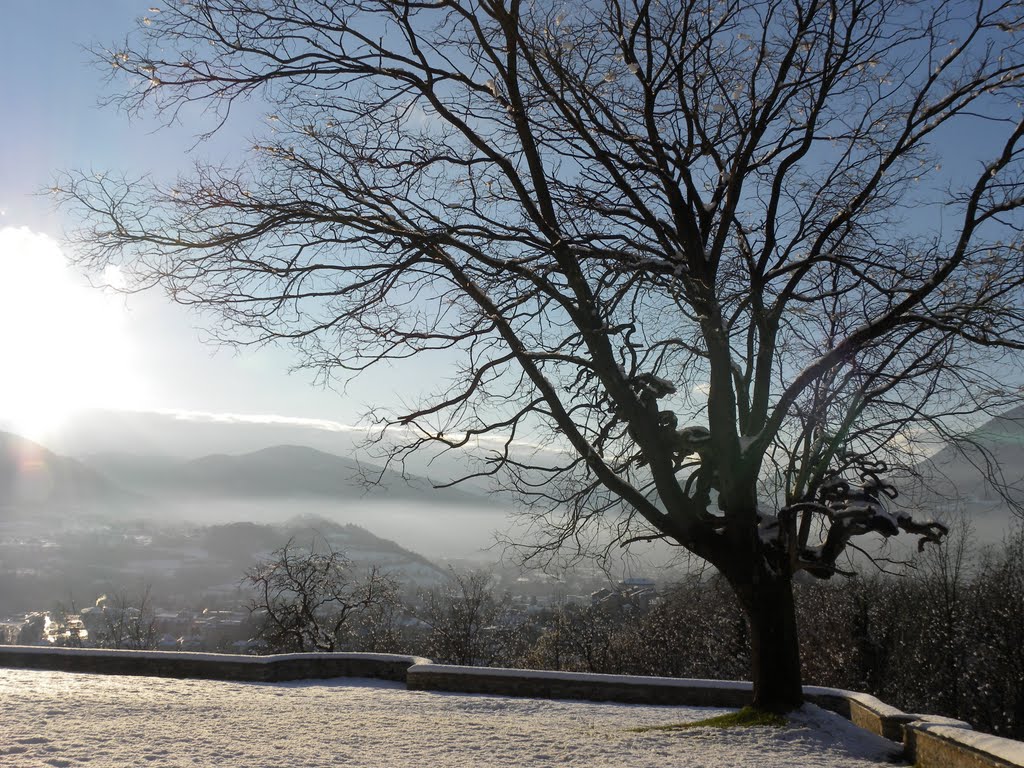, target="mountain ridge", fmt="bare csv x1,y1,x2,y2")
80,443,487,505
916,406,1024,509
0,430,133,511
195,514,444,578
